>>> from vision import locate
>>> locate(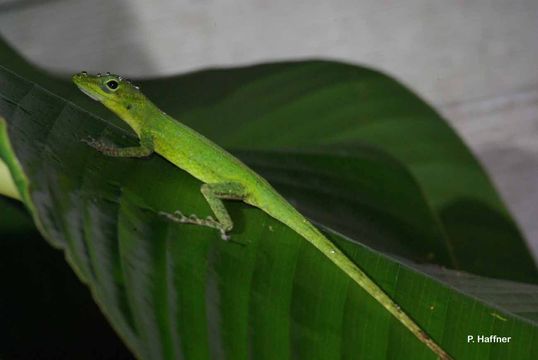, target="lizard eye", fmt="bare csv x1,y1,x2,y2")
106,80,119,90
